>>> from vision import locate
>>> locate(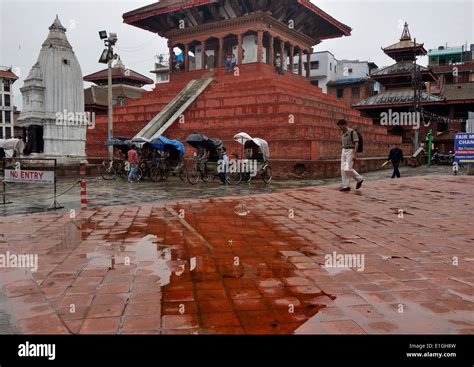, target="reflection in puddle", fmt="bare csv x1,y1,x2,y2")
126,234,173,286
